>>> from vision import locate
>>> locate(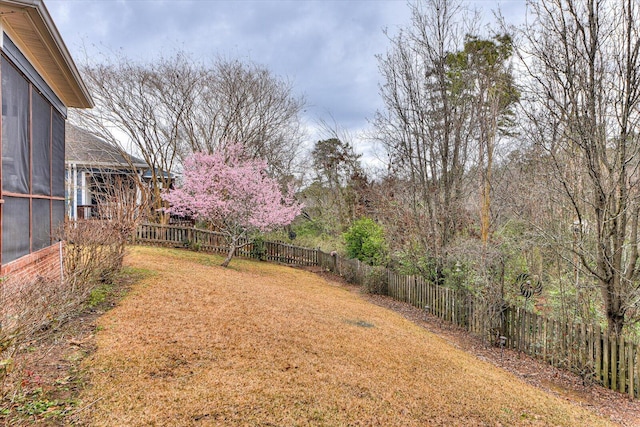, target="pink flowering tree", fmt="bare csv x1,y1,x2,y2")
163,145,302,267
